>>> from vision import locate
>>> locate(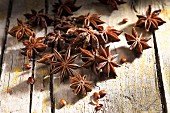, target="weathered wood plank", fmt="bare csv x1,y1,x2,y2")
51,0,162,113
0,0,31,112
0,0,9,72
154,1,170,112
